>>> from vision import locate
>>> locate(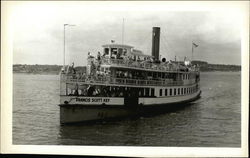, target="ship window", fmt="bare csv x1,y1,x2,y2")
104,48,109,55
181,88,183,95
123,49,127,55
145,88,149,96
140,88,143,96
158,72,161,78
101,67,104,72
178,88,180,95
140,88,144,96
174,88,176,95
184,88,186,94
170,89,172,96
117,48,123,58
162,73,165,79
153,72,157,78
111,48,118,55
118,48,123,54
148,72,152,77
165,73,168,79
151,88,155,97
159,89,162,96
165,89,168,96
